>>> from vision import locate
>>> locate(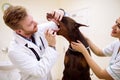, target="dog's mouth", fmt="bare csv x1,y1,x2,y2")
57,25,60,28
53,25,61,34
